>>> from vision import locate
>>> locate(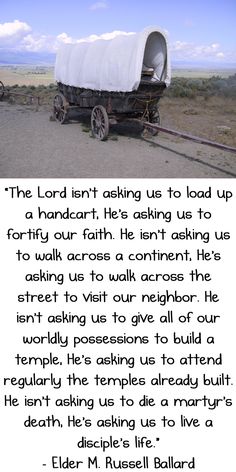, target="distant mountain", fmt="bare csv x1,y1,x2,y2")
1,49,235,70
0,50,56,65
